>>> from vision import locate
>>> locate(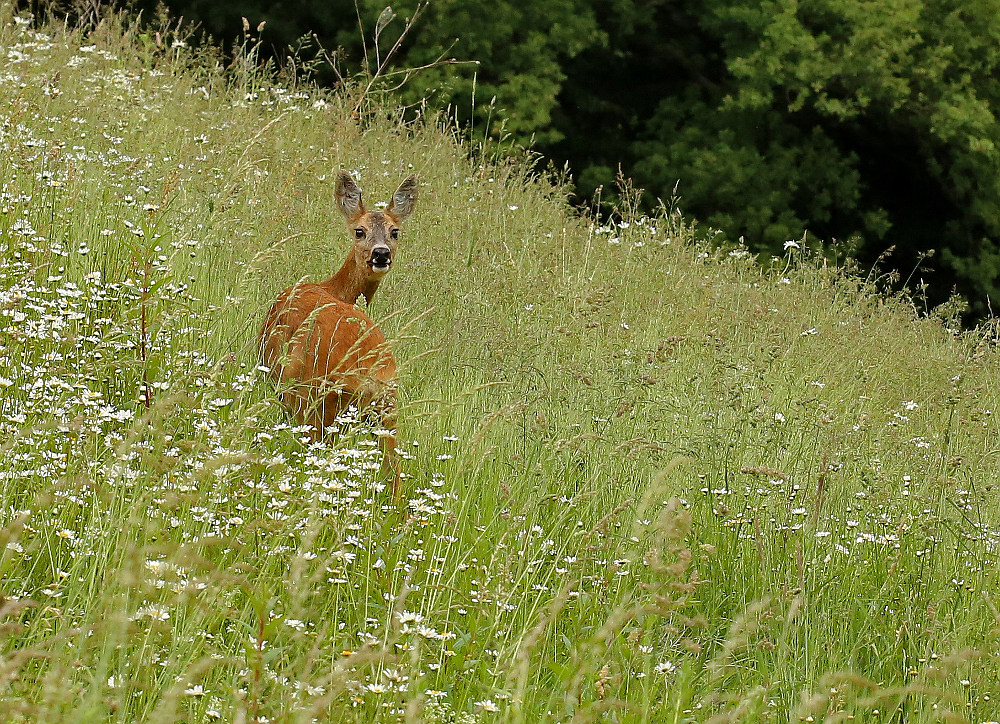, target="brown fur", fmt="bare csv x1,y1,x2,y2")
259,172,418,494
